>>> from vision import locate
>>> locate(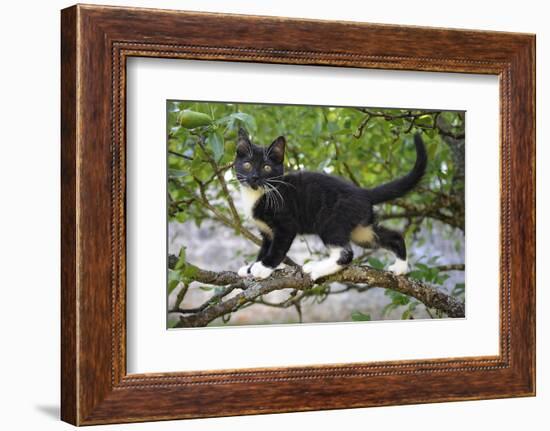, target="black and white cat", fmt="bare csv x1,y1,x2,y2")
234,127,427,280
